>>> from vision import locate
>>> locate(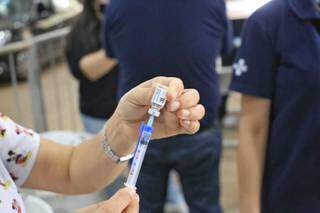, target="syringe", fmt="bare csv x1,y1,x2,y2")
124,85,167,189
